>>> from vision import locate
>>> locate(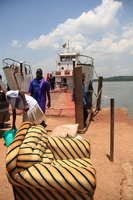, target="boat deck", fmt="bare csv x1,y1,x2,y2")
9,90,75,117
45,91,75,116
